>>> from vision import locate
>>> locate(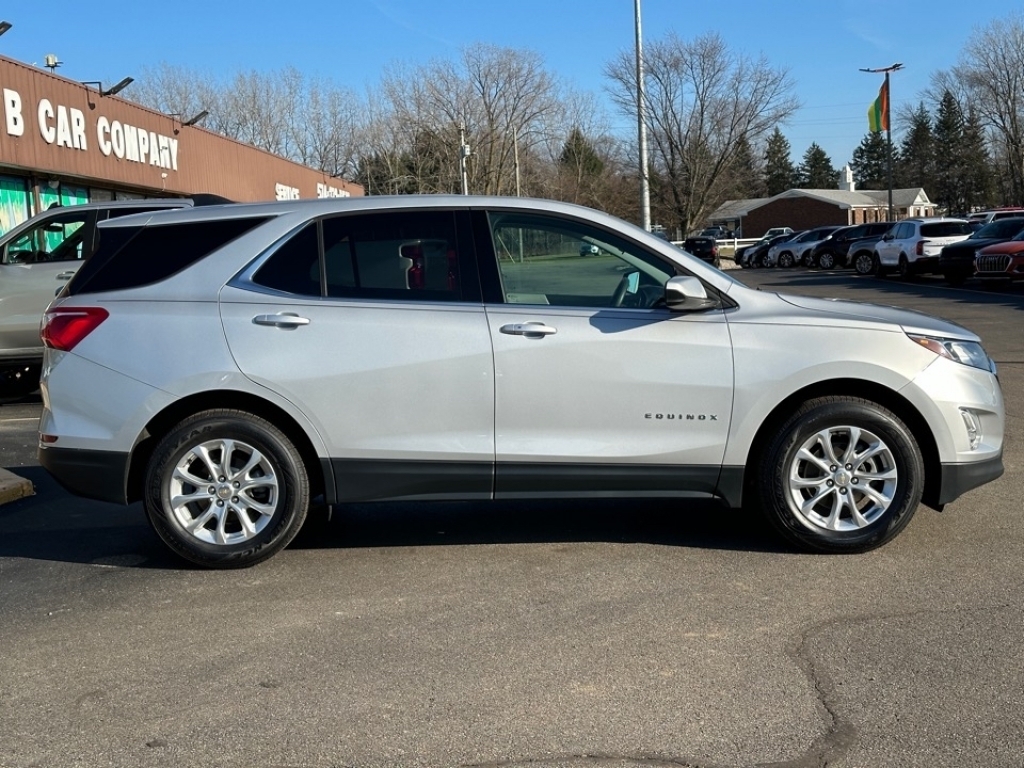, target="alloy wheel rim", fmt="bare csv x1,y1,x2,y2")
169,438,279,545
786,426,897,532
